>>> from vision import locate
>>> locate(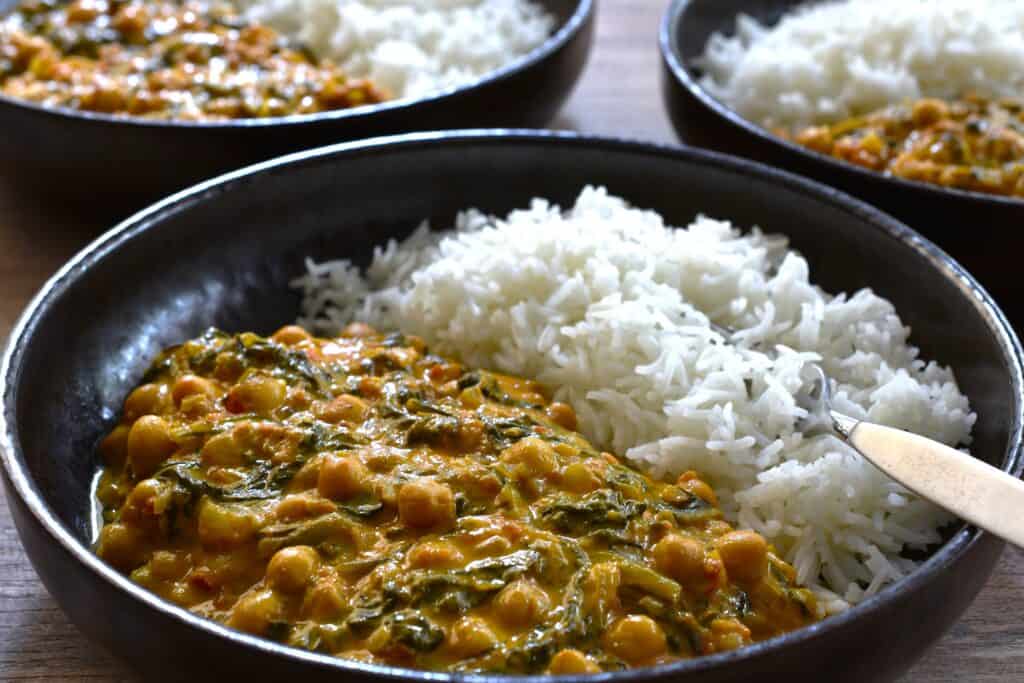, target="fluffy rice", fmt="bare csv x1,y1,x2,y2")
236,0,555,99
291,187,976,610
697,0,1024,130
